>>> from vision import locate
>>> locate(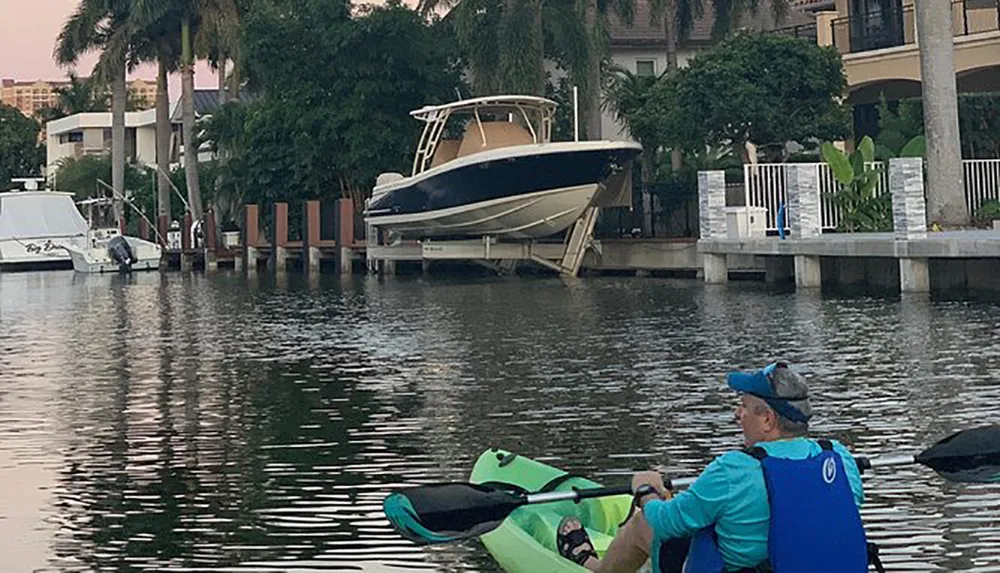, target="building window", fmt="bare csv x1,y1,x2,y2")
636,60,656,77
